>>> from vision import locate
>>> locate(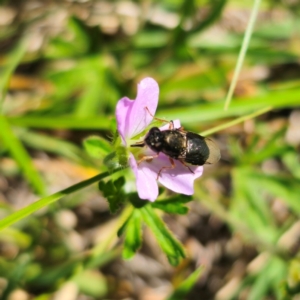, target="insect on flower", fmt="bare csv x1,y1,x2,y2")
116,77,211,201
131,108,221,179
